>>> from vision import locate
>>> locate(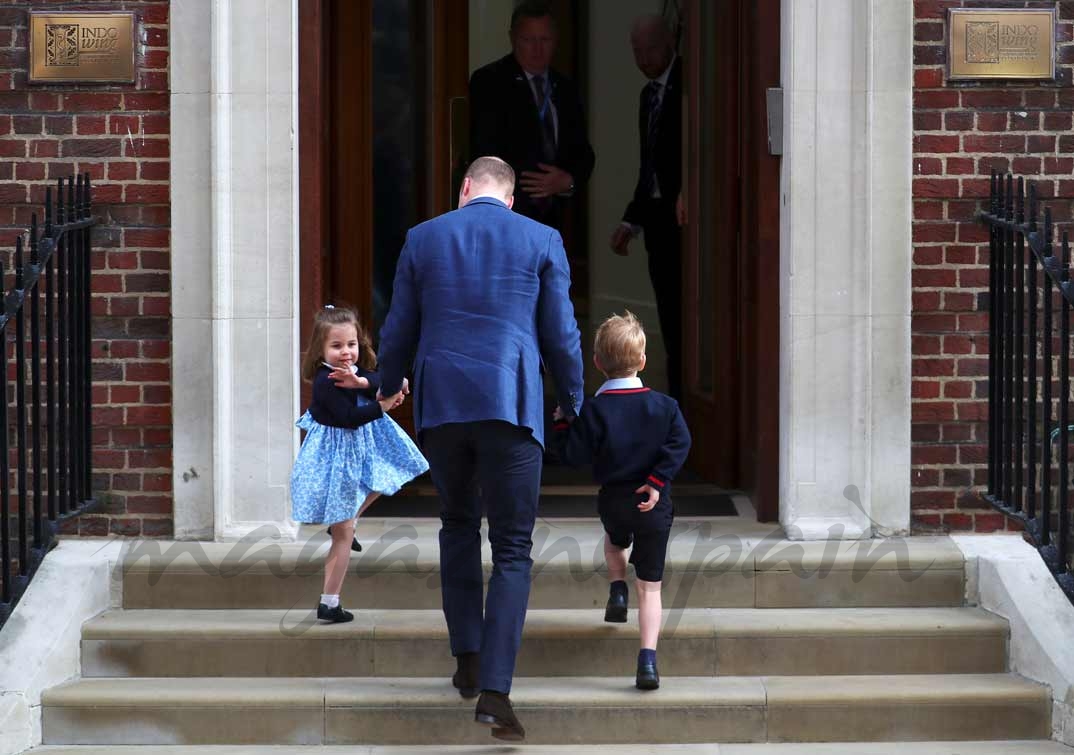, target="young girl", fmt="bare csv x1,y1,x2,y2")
290,305,429,623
